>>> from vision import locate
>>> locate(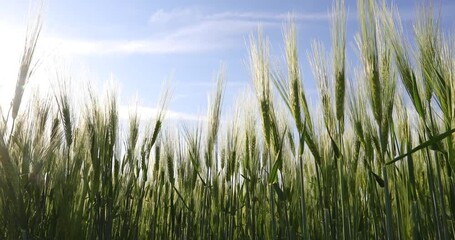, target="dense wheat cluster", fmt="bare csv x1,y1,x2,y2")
1,0,455,239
